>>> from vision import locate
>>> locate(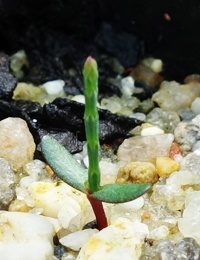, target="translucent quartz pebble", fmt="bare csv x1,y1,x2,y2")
110,197,144,222
152,240,175,258
179,149,200,184
20,159,51,188
0,158,16,209
174,116,200,154
0,117,35,170
146,107,180,133
178,191,200,243
141,238,200,259
174,237,200,260
117,133,174,163
100,95,140,116
0,211,59,260
151,183,185,211
101,95,122,113
152,80,200,112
